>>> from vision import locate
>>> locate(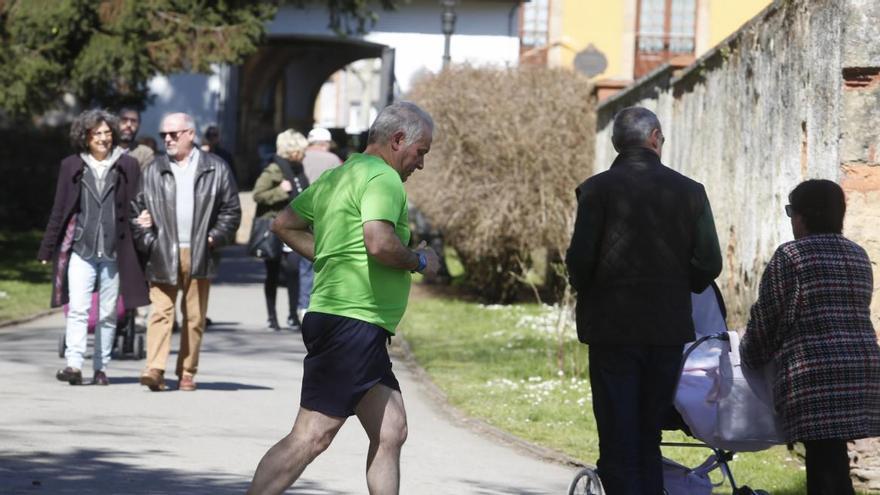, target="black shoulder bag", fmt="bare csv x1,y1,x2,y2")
246,160,309,260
